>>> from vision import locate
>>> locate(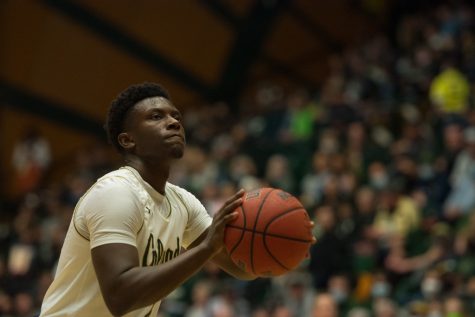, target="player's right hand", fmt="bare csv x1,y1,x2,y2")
202,189,244,256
